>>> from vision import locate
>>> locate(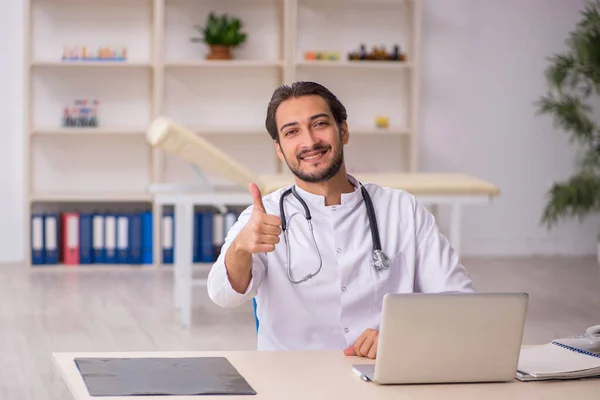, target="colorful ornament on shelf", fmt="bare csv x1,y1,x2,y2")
304,50,341,61
375,115,389,129
62,99,100,128
347,44,406,62
61,45,128,62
